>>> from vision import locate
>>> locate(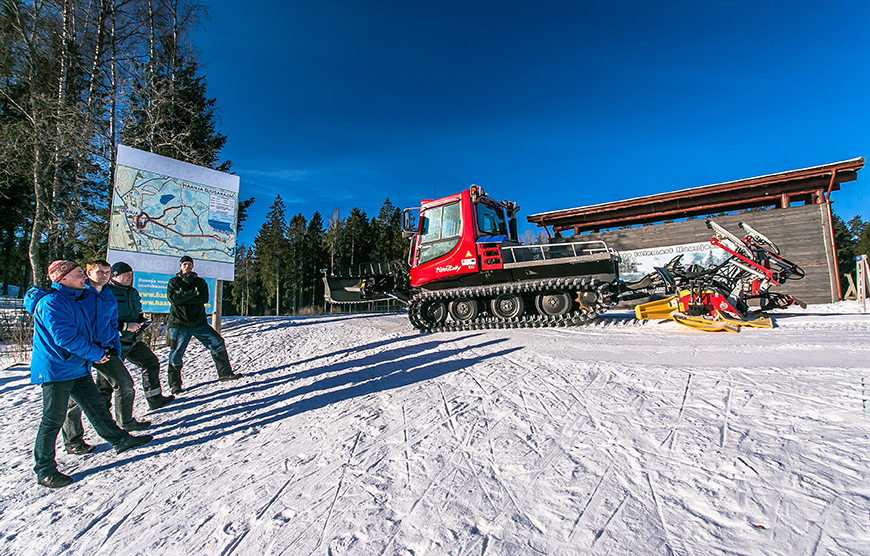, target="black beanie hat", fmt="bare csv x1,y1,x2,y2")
111,261,133,277
180,255,194,264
